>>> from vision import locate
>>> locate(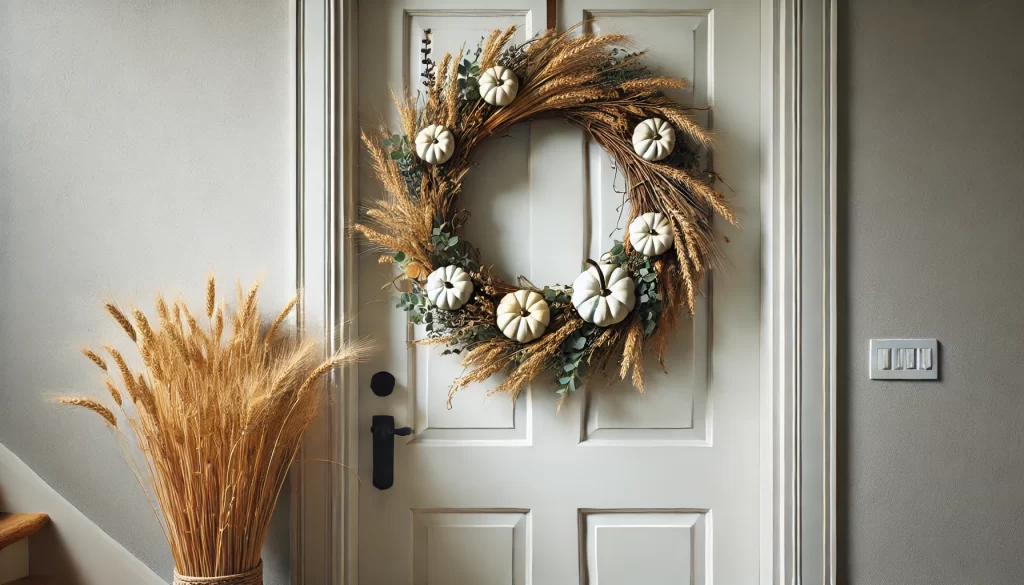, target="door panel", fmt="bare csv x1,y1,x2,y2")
412,510,531,585
581,12,712,446
581,510,708,585
358,0,761,582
